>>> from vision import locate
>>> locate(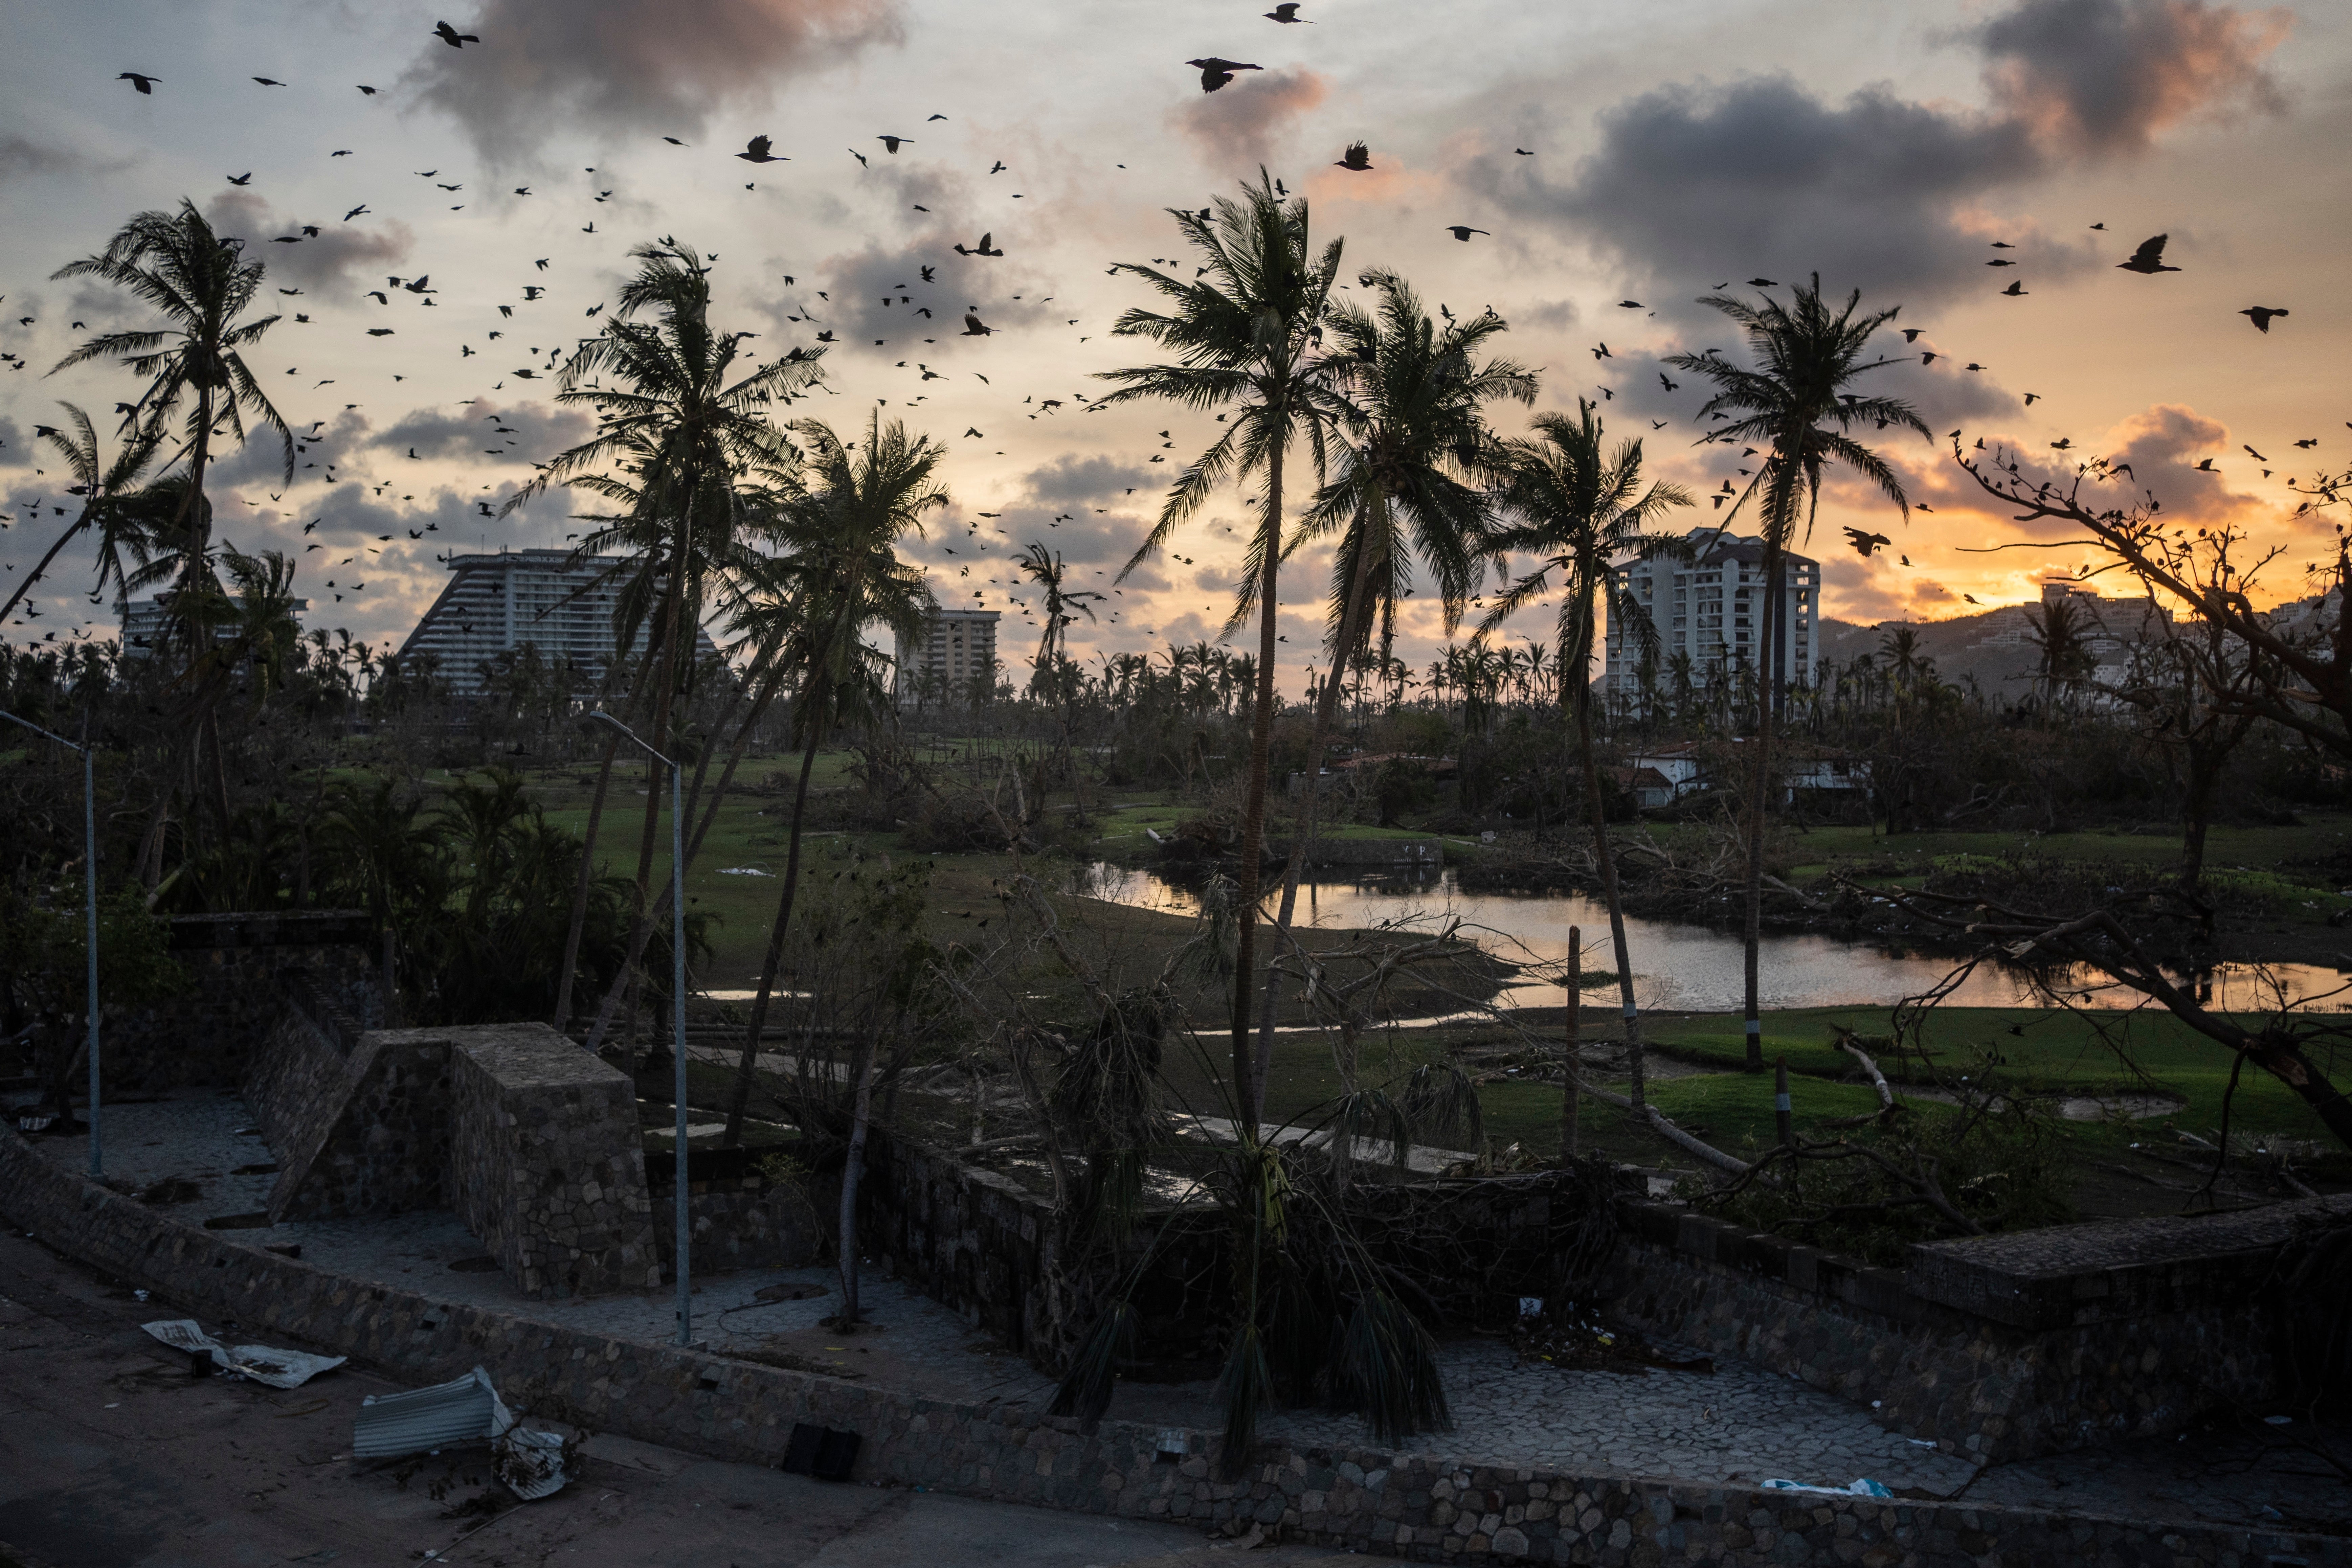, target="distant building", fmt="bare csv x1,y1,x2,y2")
896,608,999,700
394,549,719,698
1602,529,1820,697
120,595,309,656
